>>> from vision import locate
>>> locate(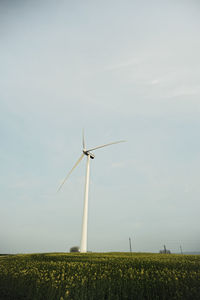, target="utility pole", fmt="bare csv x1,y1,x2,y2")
180,245,183,254
129,237,132,253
